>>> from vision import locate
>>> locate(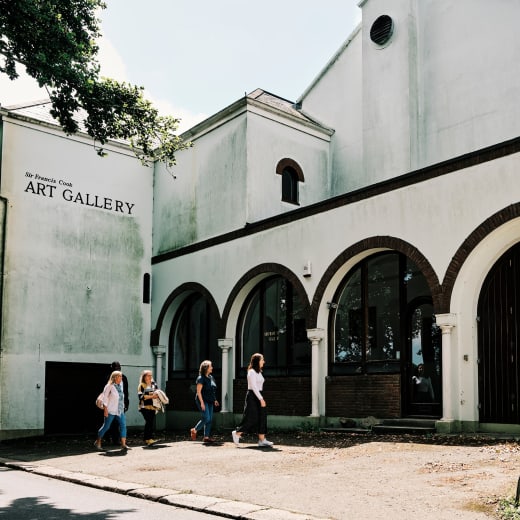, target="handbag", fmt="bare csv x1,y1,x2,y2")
95,392,105,410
